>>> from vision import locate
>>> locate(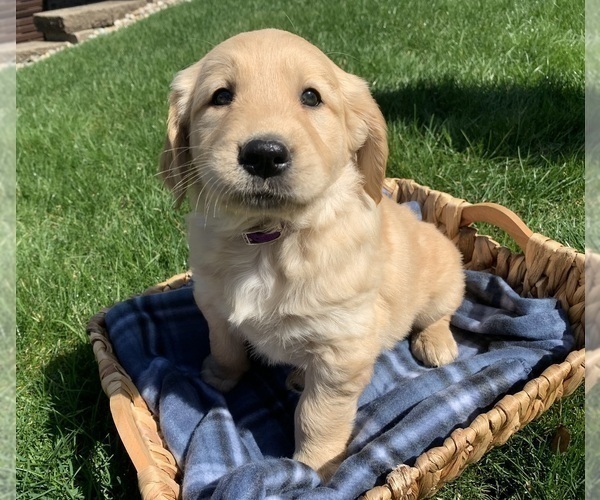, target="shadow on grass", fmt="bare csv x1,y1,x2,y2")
43,341,140,499
374,77,584,161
